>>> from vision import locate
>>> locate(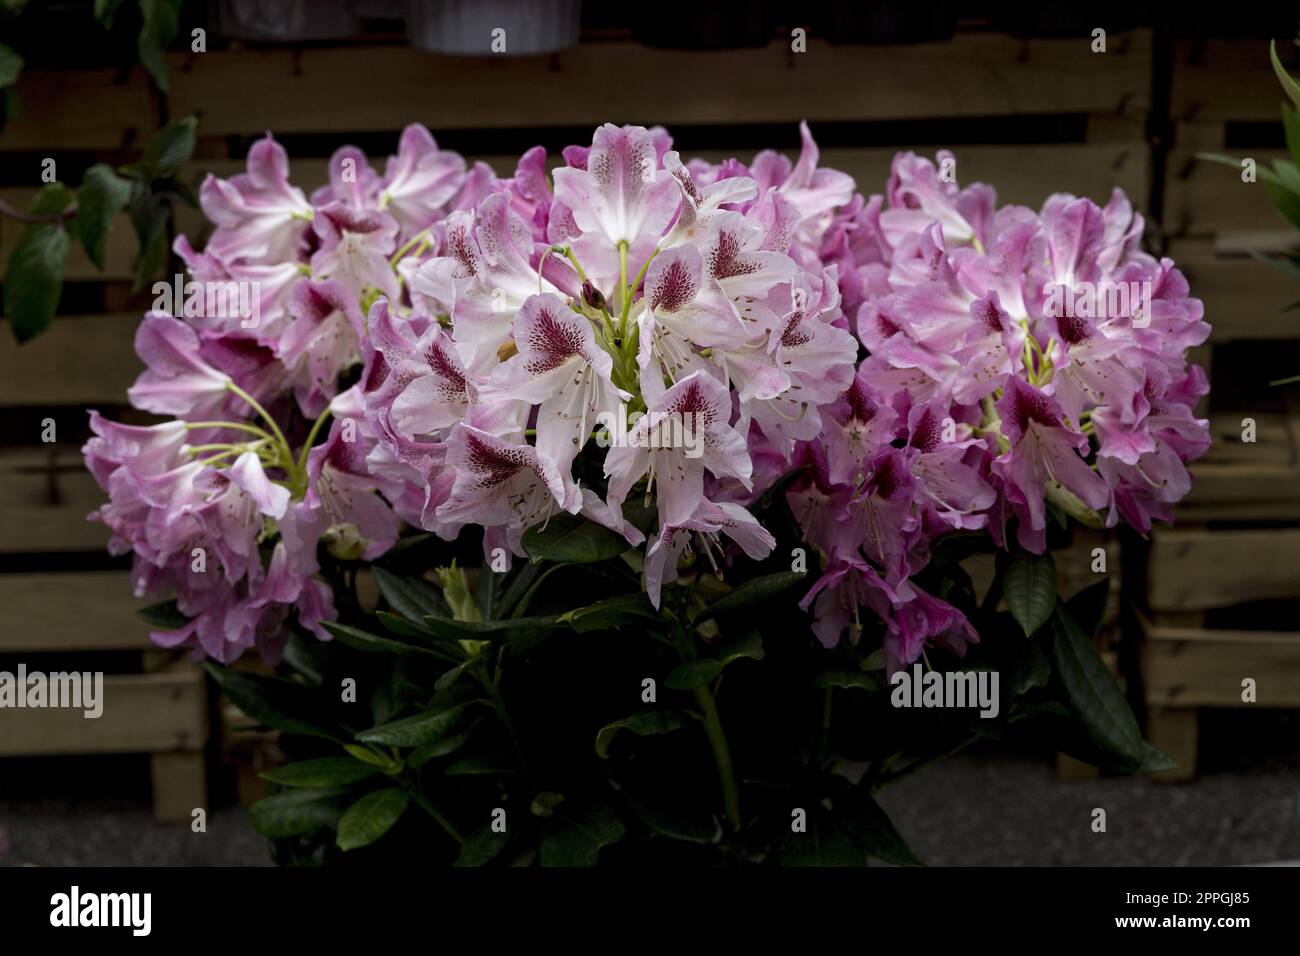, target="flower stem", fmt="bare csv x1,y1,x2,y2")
390,229,431,267
226,383,290,456
295,407,334,481
183,421,275,441
403,781,465,845
623,246,658,327
692,684,741,831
